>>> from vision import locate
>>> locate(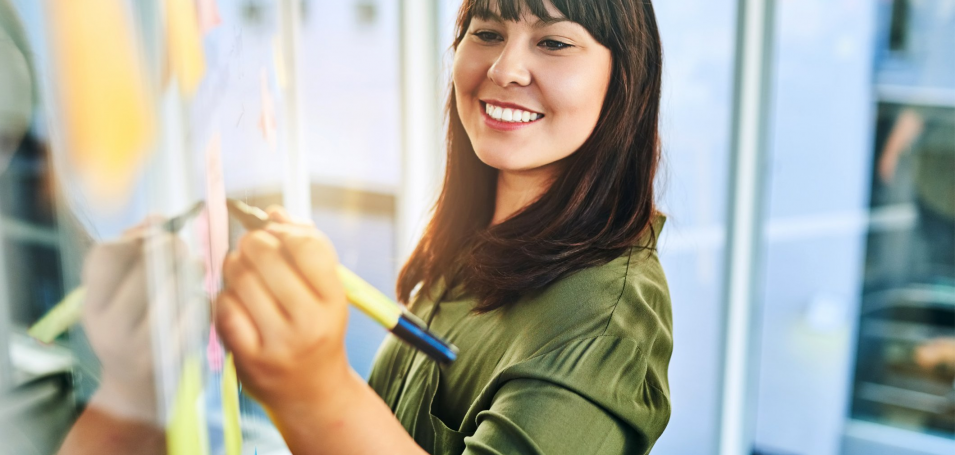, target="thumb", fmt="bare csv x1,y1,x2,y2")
266,205,314,227
266,205,292,223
